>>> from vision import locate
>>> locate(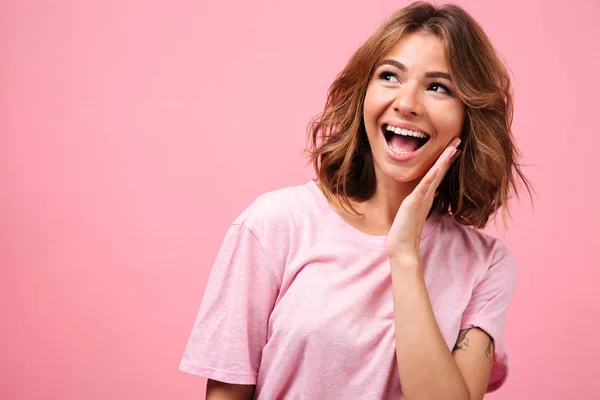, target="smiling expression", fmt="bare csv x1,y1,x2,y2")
363,31,466,186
